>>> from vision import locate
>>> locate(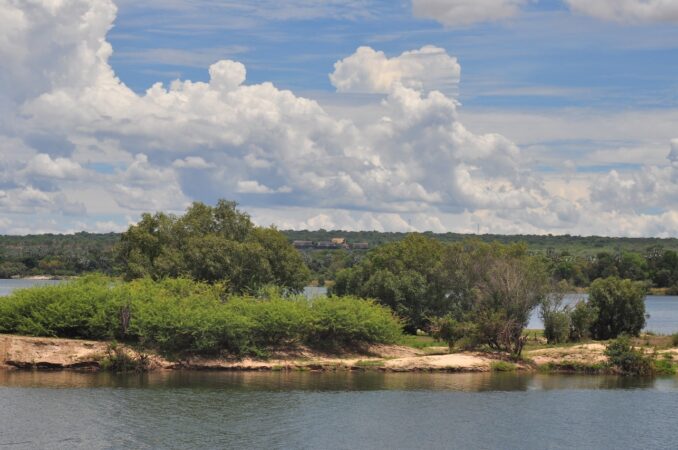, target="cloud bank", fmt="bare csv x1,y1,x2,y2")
0,0,676,237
